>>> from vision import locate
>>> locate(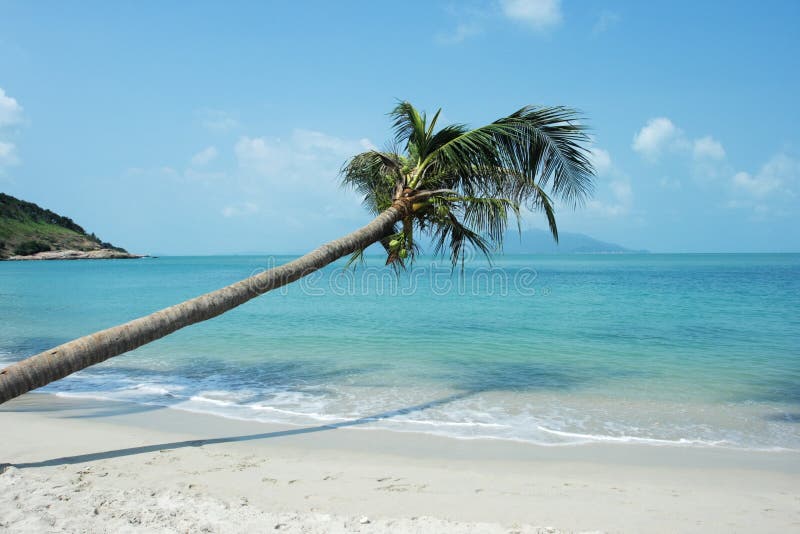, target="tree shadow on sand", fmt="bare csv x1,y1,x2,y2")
5,391,474,470
1,355,627,472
